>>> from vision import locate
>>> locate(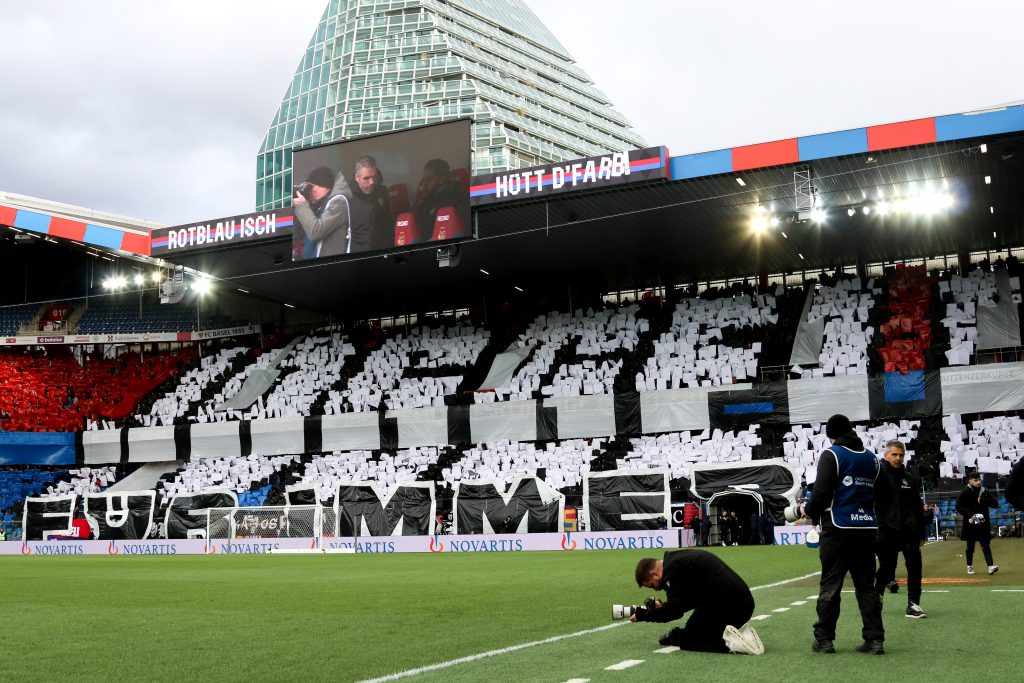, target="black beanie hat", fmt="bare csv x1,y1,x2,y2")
825,414,852,439
306,166,335,189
